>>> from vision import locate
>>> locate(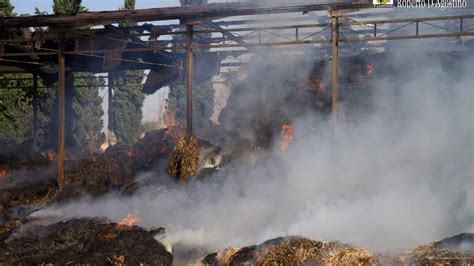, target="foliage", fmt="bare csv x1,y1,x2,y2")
108,0,145,145
167,80,215,130
0,0,14,16
123,0,135,10
72,73,105,153
0,74,55,146
110,71,145,144
52,0,86,15
0,76,32,143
